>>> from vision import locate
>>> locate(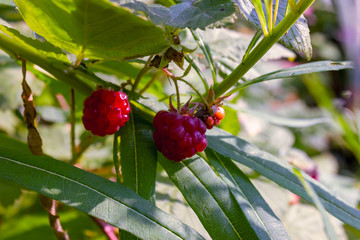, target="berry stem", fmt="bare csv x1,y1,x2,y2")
184,55,209,92
190,29,217,85
130,55,153,97
139,70,162,95
178,78,207,105
172,78,181,112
